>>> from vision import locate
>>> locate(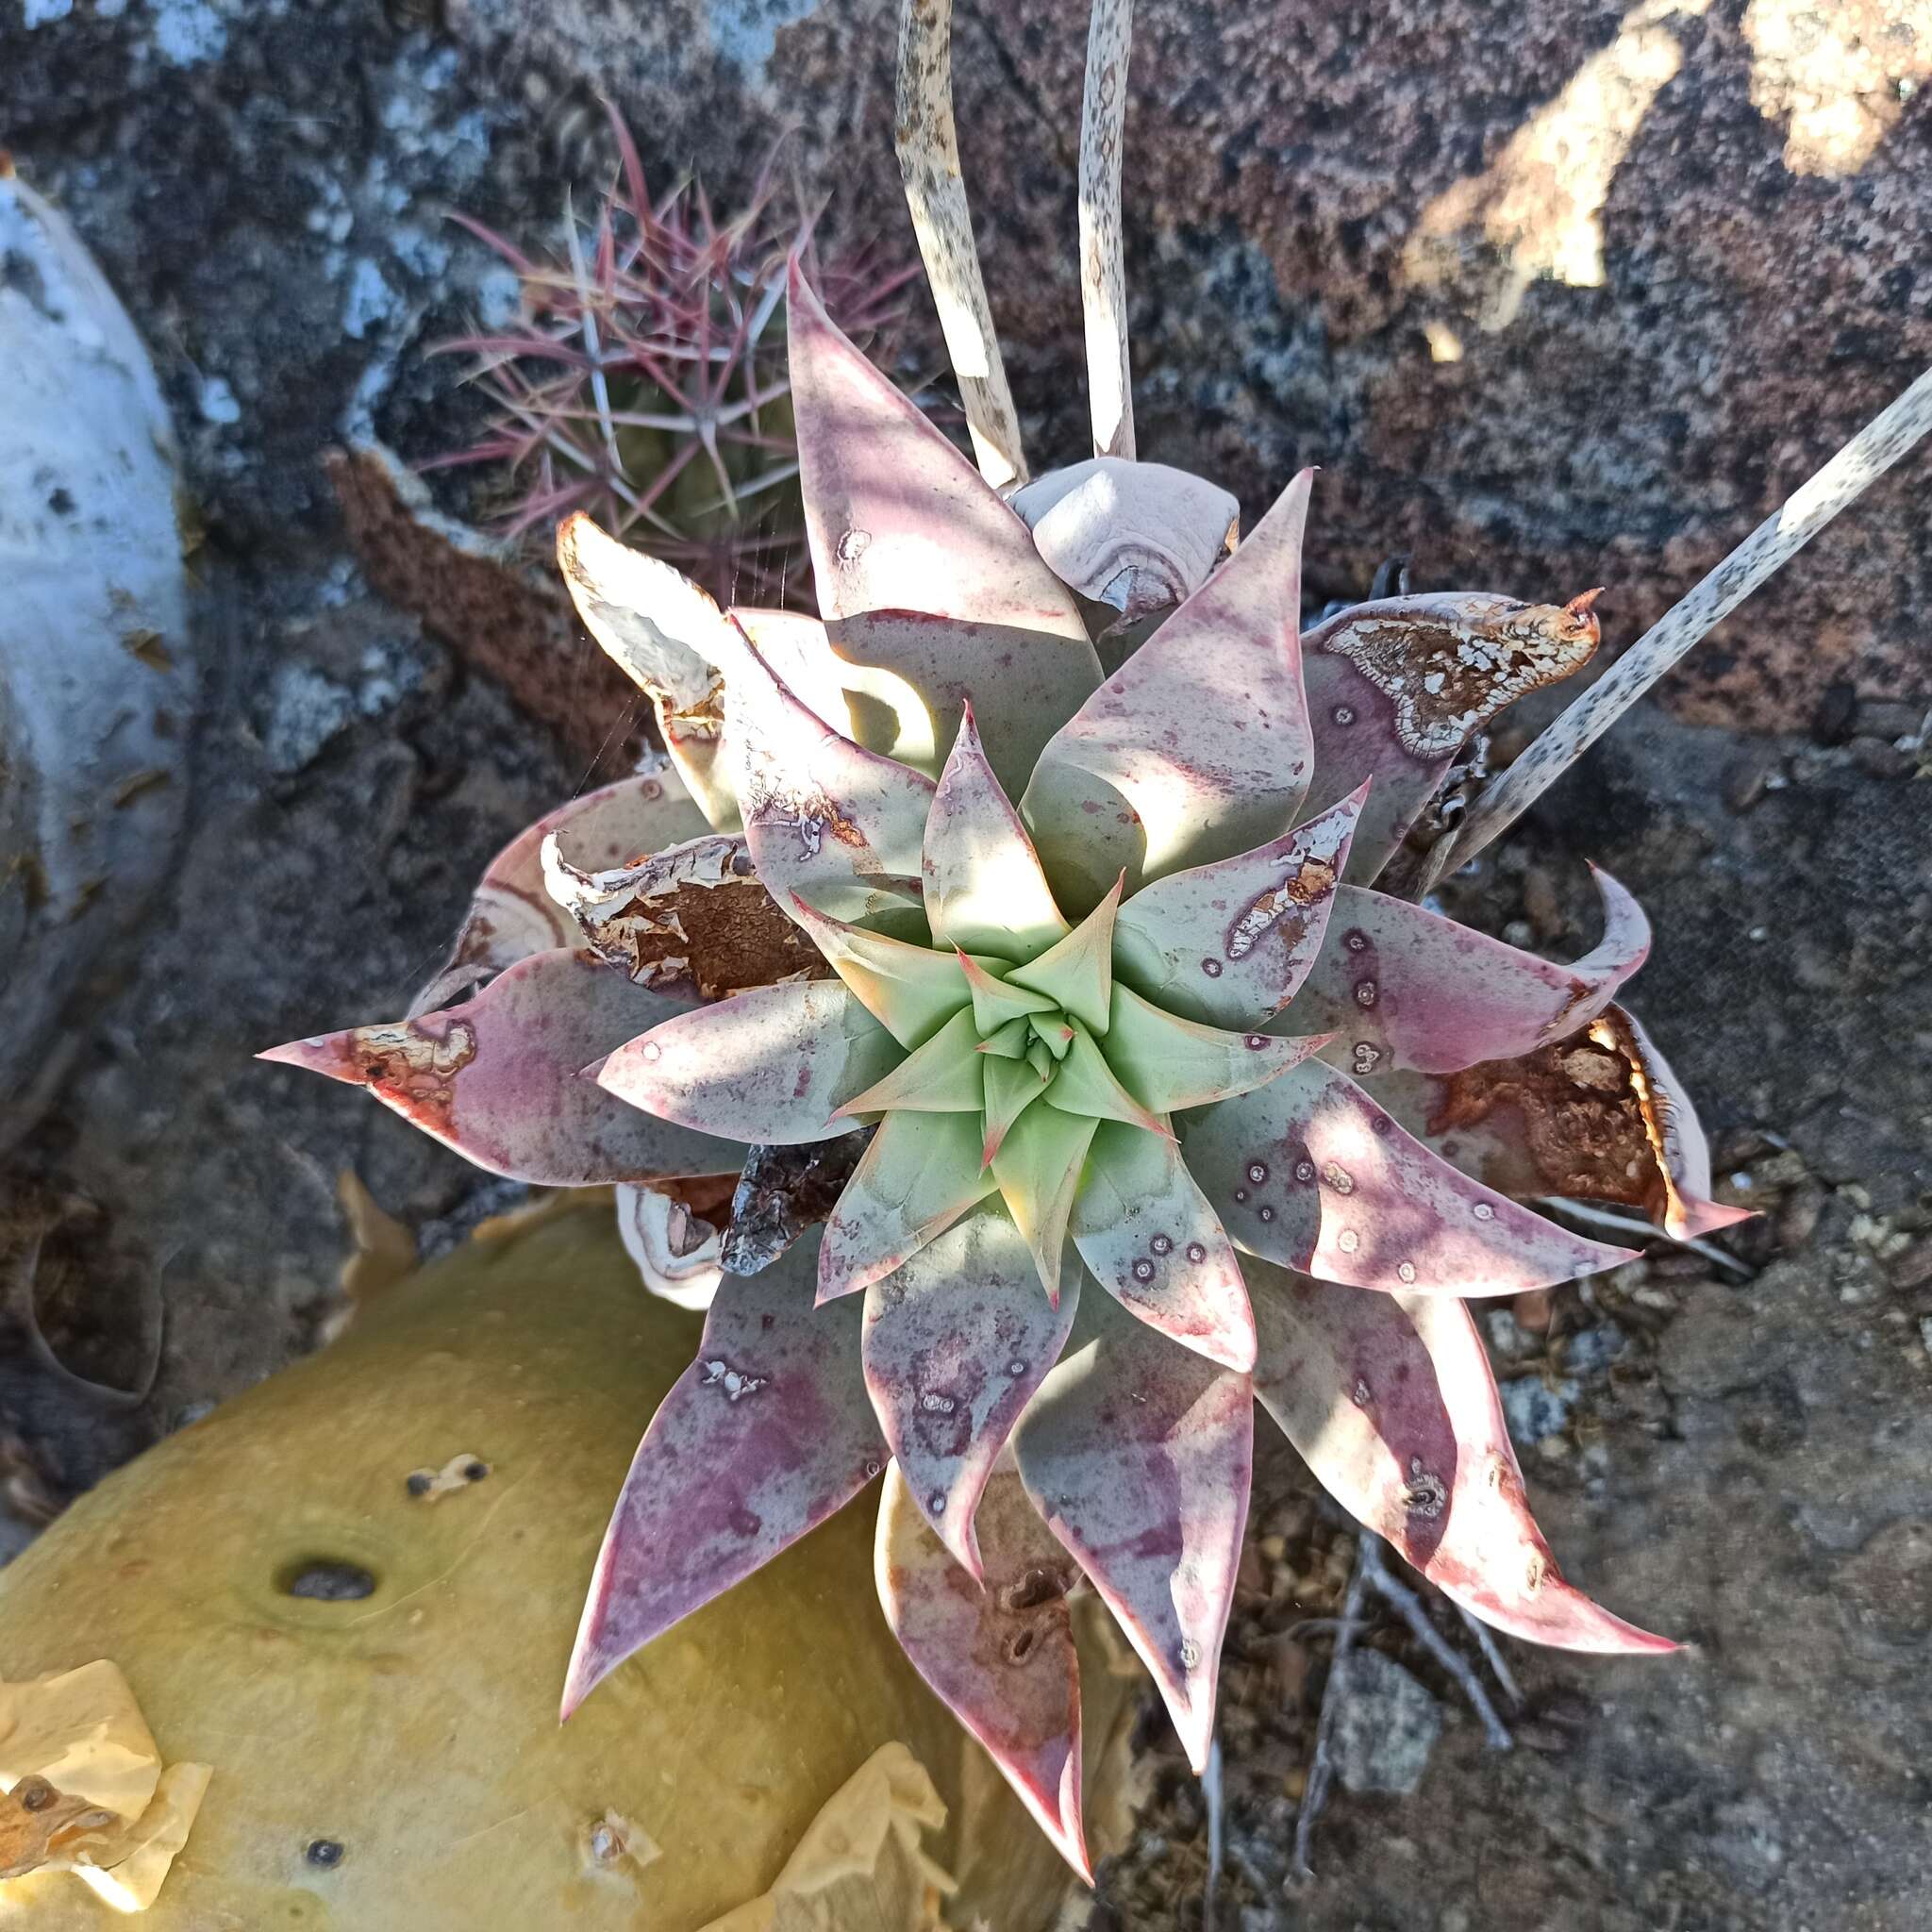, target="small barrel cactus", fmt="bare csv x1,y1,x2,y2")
268,5,1747,1882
